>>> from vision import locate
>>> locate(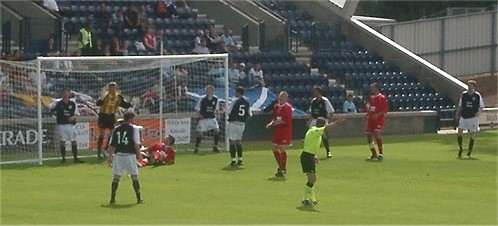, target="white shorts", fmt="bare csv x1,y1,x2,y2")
197,118,219,132
309,118,328,128
58,124,76,142
228,122,245,141
112,154,139,176
458,117,480,133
